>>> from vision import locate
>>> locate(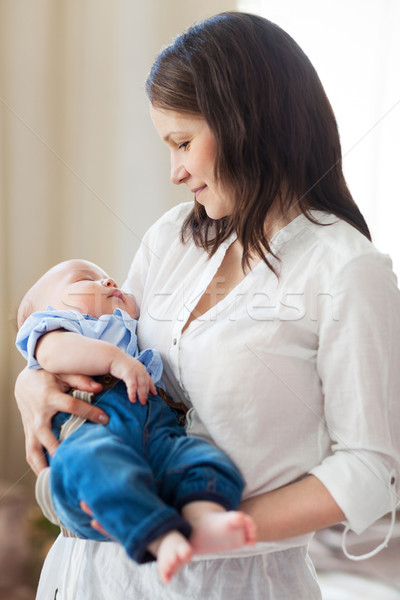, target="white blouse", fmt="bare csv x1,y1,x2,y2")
124,202,400,543
35,202,400,600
